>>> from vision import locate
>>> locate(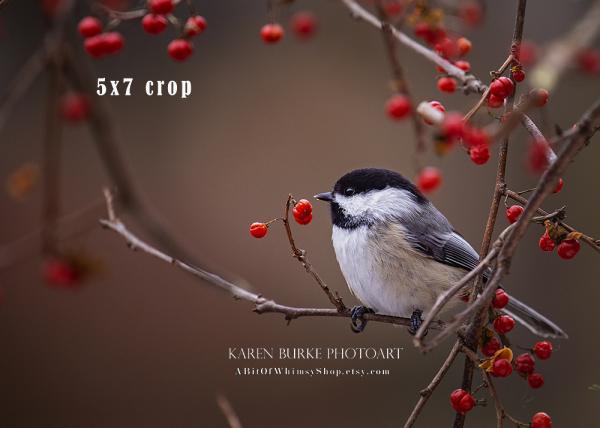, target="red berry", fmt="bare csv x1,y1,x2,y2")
103,32,124,54
142,14,168,34
491,358,513,378
260,23,284,44
43,259,79,287
293,199,313,225
455,60,471,72
60,93,90,122
519,41,538,66
533,88,549,107
84,35,107,58
456,37,472,56
577,49,600,75
481,337,501,357
528,372,545,389
449,389,475,414
489,77,514,99
531,412,552,428
506,205,524,224
250,222,268,238
515,353,535,374
424,101,445,125
493,315,515,334
386,94,411,120
487,94,504,109
416,167,442,193
435,37,456,59
149,0,173,15
383,0,403,17
557,239,580,260
168,39,193,61
414,22,431,39
539,232,556,252
291,11,317,39
492,289,509,309
78,16,102,38
512,69,526,82
533,341,553,360
469,144,490,165
464,127,490,148
442,112,465,139
185,15,207,37
437,77,457,93
553,177,564,193
459,2,483,27
528,139,550,173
